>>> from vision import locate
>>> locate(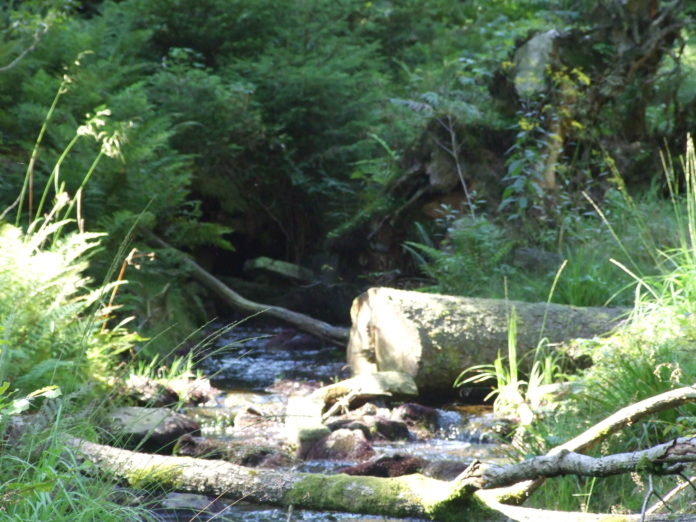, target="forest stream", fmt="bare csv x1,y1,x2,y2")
146,325,508,521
